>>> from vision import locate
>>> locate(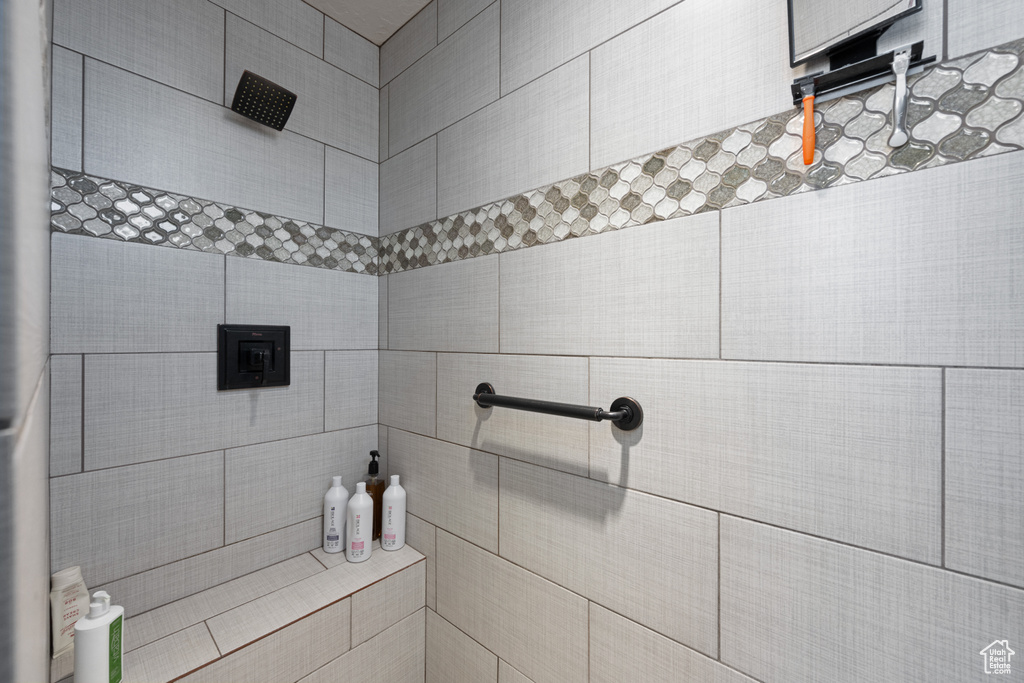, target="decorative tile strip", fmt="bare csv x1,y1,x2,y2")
50,169,379,275
380,38,1024,274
